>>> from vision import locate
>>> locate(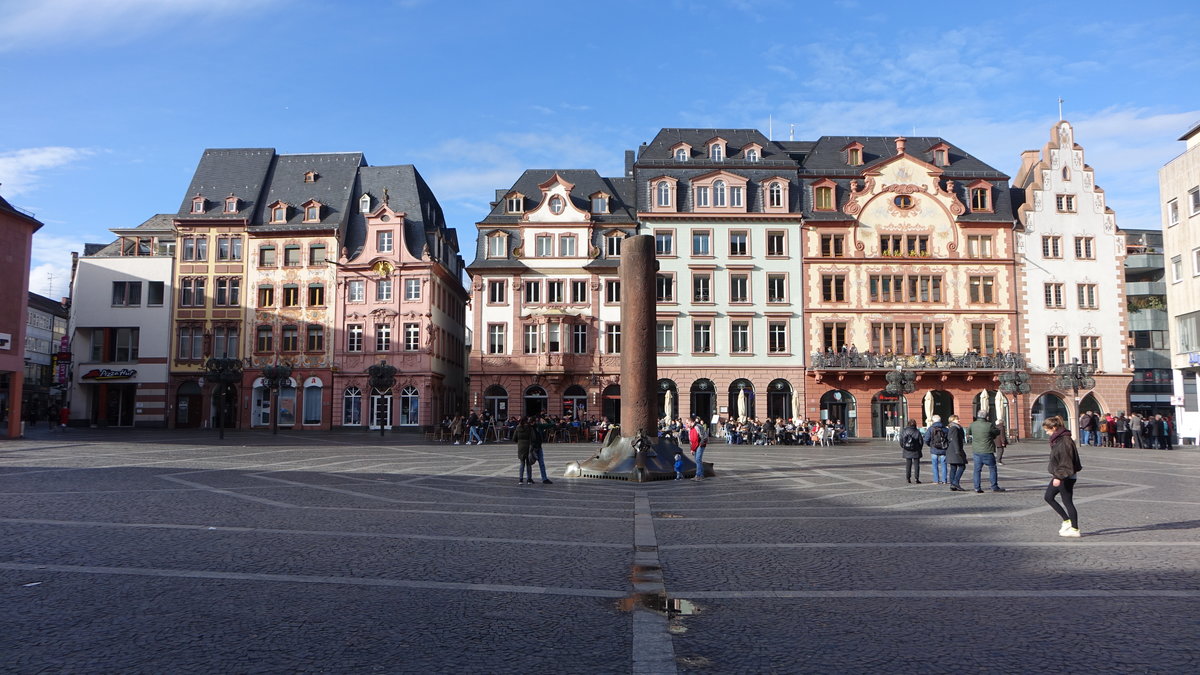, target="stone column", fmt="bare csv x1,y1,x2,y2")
618,234,658,438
